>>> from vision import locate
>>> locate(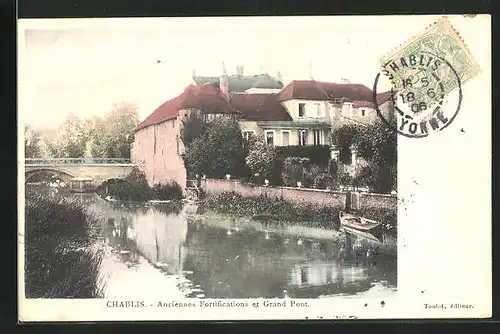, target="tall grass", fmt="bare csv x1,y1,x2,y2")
204,192,397,235
204,192,343,229
24,193,105,298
